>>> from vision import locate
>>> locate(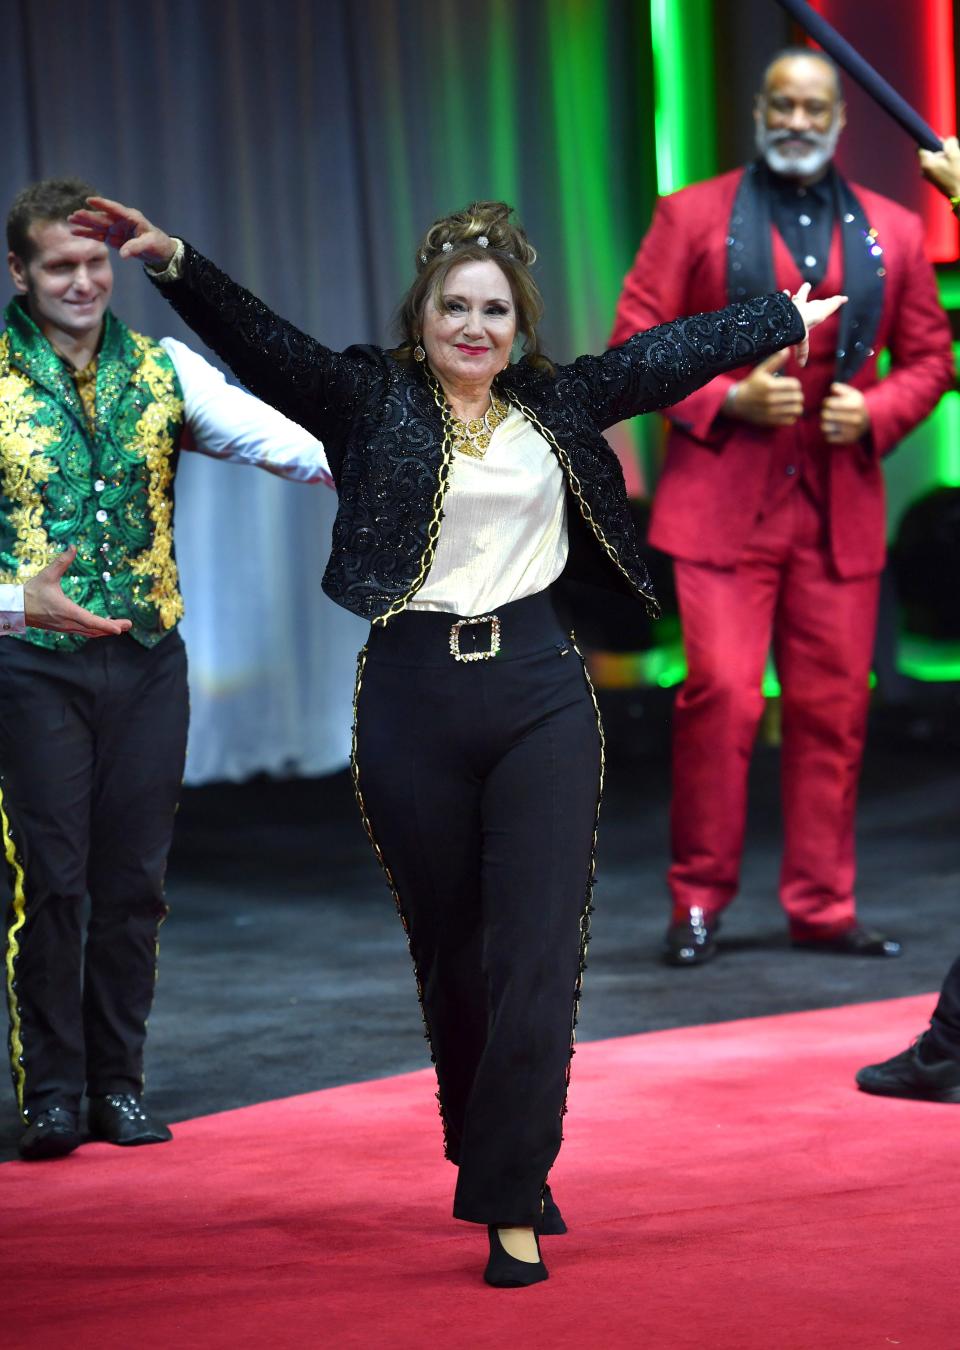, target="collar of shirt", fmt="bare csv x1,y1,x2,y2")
51,350,98,433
